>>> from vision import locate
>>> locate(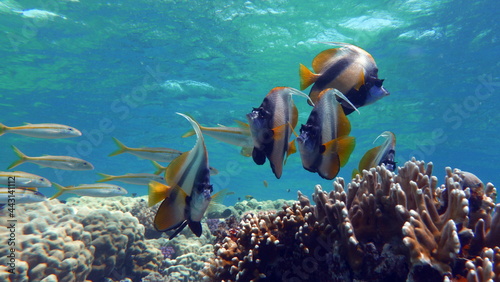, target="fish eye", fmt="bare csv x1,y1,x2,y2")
68,128,73,131
40,178,45,182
